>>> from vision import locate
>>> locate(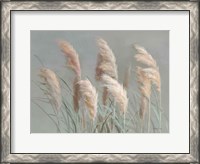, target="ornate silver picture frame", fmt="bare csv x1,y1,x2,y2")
1,1,199,163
